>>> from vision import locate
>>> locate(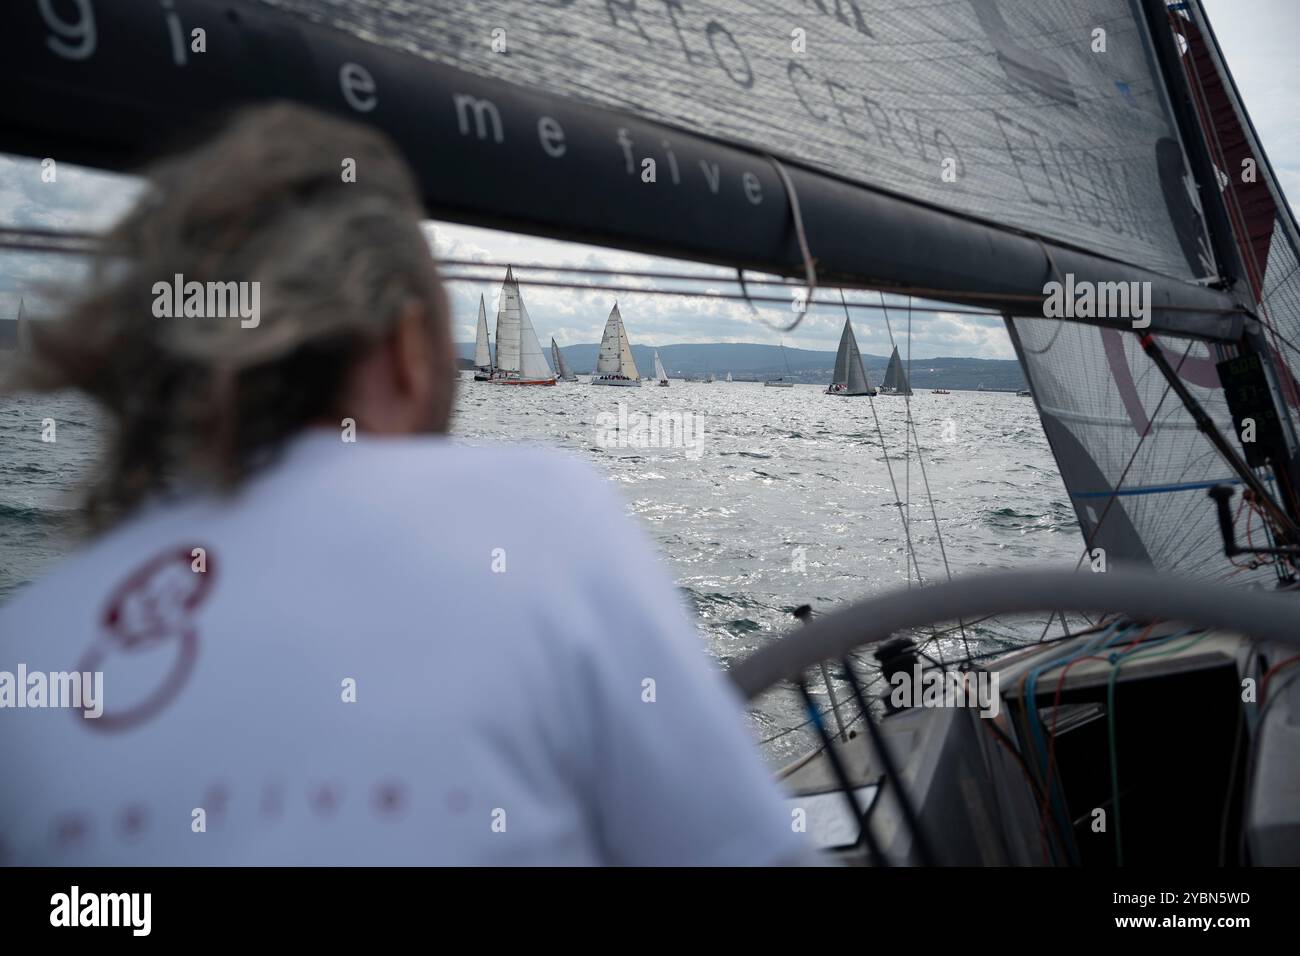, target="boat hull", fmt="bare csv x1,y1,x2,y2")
826,388,877,396
764,381,795,388
489,376,556,385
591,376,641,387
